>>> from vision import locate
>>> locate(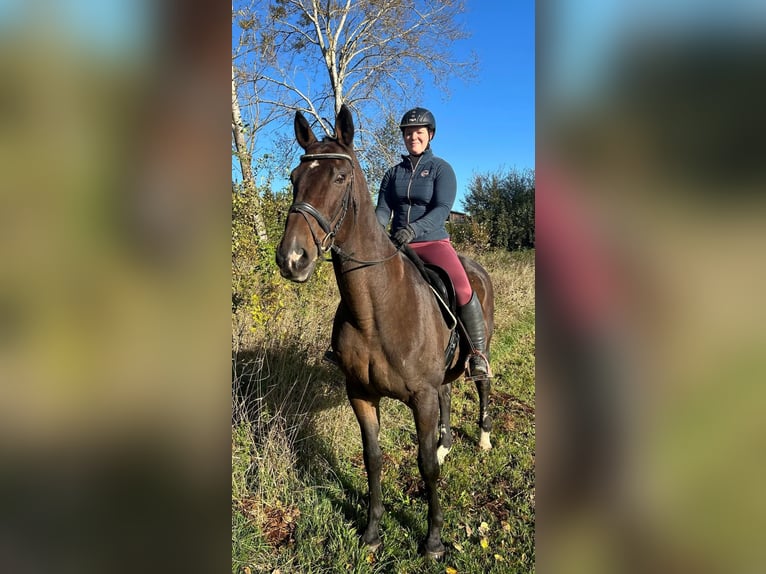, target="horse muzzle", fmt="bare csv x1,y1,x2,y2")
275,239,317,283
